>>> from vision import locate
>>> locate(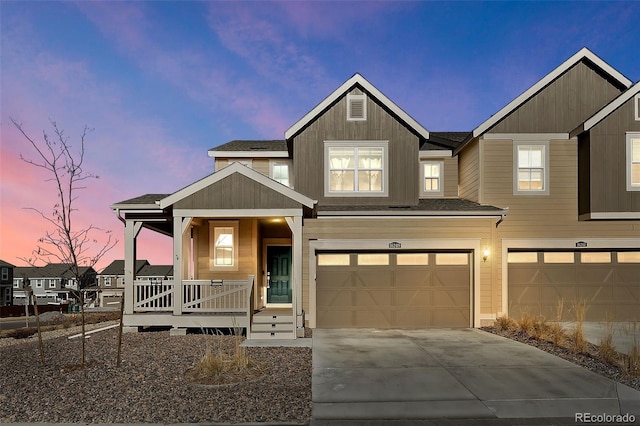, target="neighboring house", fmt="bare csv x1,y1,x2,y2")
112,47,640,339
95,259,149,307
13,264,98,305
0,260,15,306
